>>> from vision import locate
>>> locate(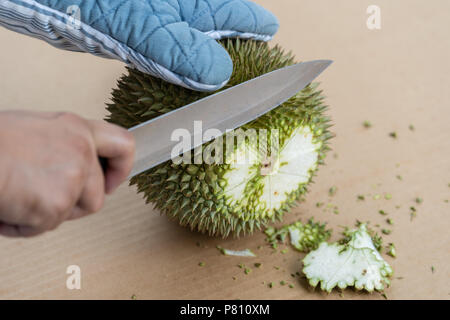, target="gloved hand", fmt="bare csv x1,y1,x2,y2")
0,0,278,91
